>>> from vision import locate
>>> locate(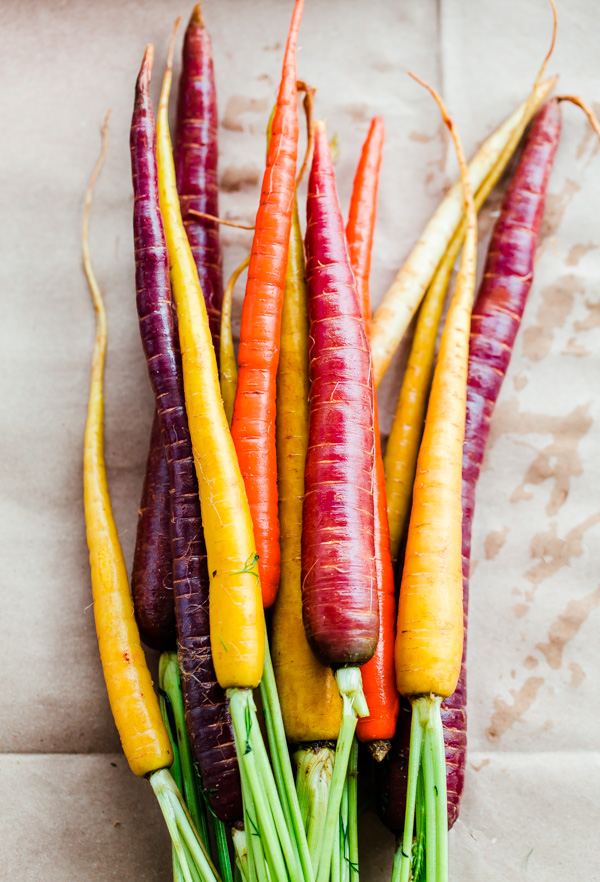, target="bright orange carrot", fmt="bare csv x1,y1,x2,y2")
346,116,384,327
230,0,304,609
